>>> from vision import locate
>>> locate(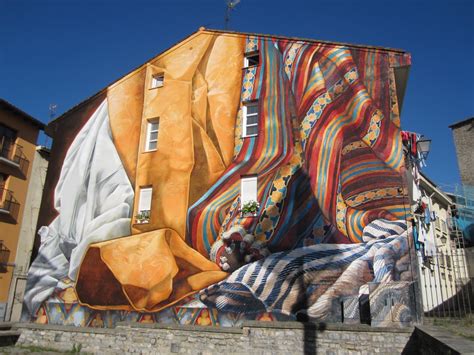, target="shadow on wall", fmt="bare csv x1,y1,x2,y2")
295,261,323,355
424,278,474,318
